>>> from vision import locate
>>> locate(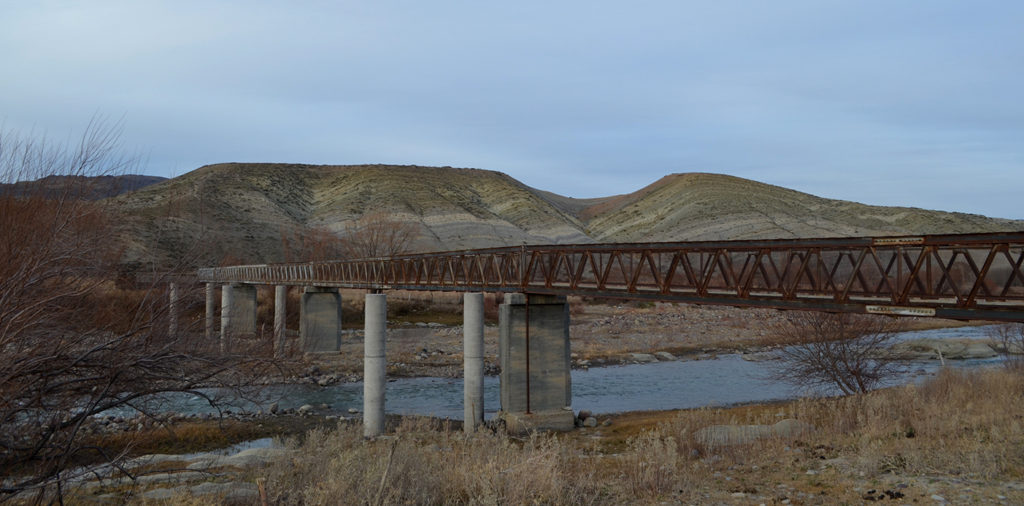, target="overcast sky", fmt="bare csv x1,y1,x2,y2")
2,1,1022,218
